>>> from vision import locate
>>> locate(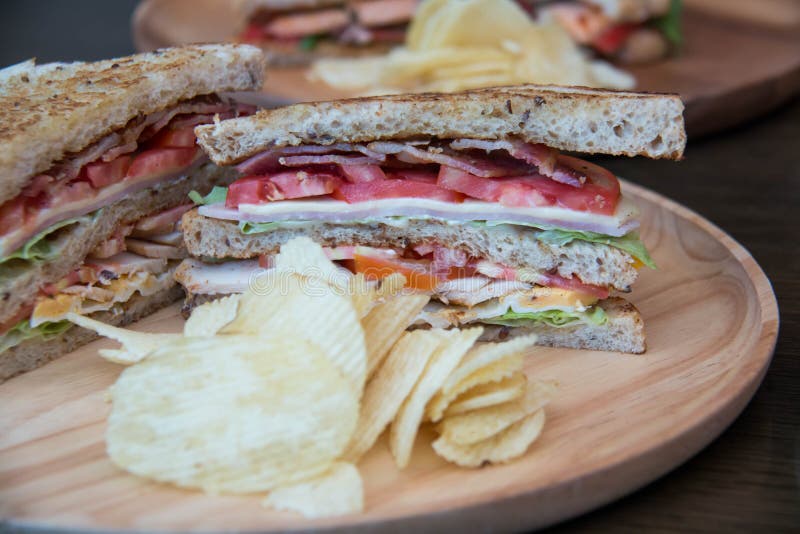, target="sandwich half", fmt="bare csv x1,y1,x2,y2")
0,44,265,380
237,0,420,65
180,85,685,353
